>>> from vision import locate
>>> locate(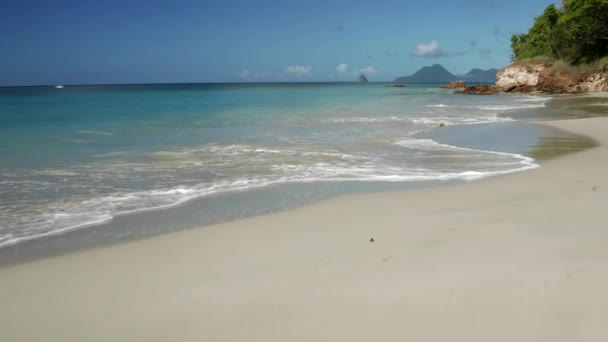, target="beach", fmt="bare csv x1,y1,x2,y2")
2,103,608,341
